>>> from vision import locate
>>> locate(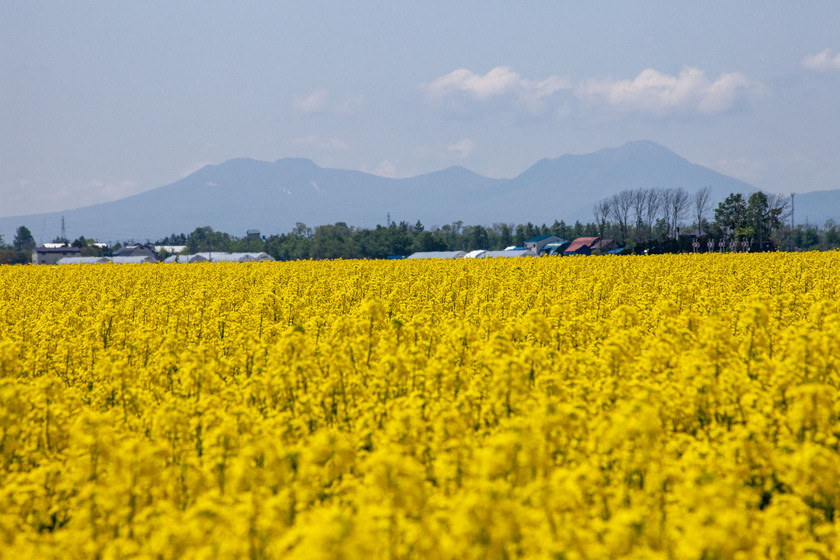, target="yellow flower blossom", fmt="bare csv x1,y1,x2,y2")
0,252,839,558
